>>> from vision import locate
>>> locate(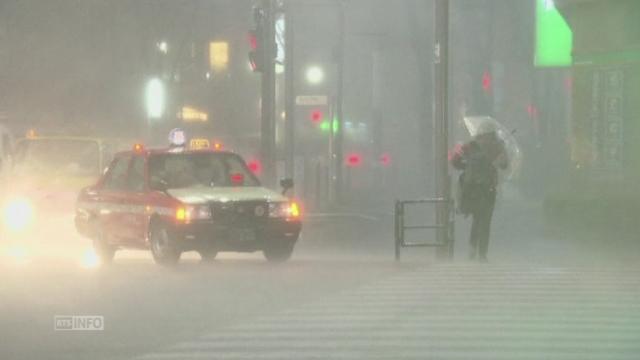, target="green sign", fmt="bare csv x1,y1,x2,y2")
535,0,573,67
